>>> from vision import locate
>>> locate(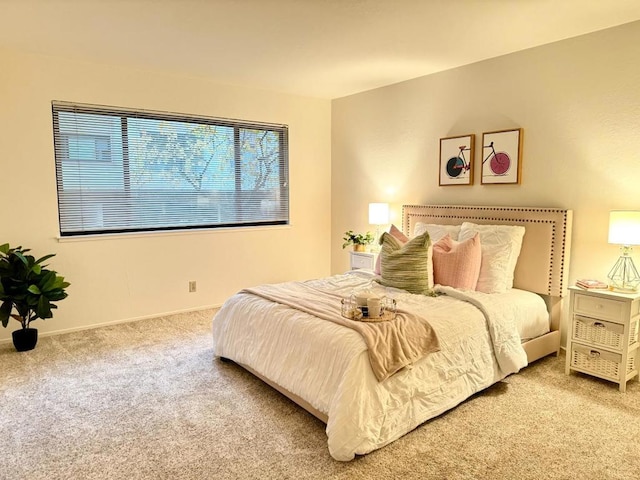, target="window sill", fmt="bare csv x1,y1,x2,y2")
56,224,292,242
